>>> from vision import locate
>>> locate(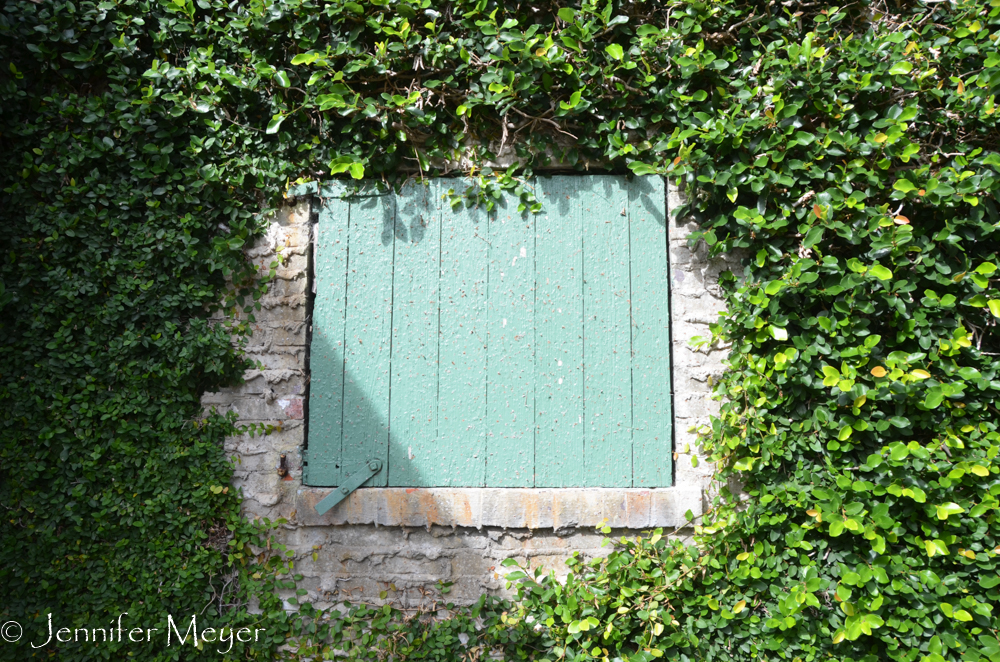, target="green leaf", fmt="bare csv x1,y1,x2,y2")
274,70,291,87
802,226,824,249
935,502,965,519
988,300,1000,318
888,61,913,75
924,388,944,409
557,7,576,22
560,89,582,110
979,576,1000,589
769,326,788,341
606,44,624,61
266,113,286,134
348,163,364,179
893,179,917,192
869,265,892,280
290,52,319,65
628,162,657,175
